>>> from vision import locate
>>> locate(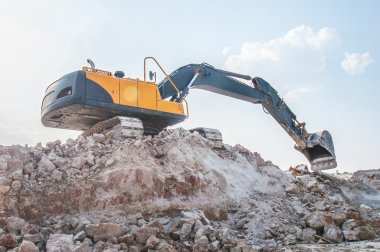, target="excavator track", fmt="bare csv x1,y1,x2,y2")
190,127,223,149
83,116,143,139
